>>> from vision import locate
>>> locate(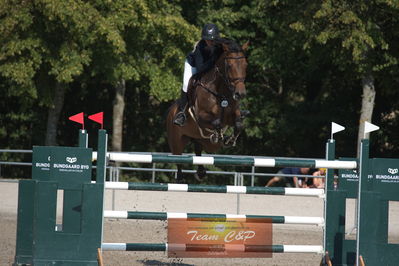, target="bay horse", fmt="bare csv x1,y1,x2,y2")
166,39,249,182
